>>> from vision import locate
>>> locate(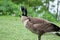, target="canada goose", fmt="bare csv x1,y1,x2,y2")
21,6,60,40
